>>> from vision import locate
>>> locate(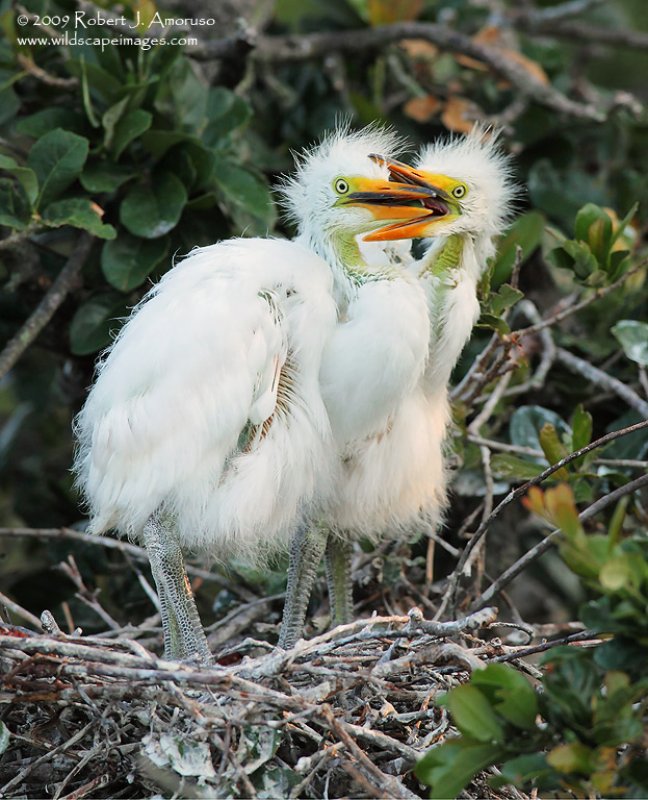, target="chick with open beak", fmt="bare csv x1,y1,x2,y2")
360,129,517,396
